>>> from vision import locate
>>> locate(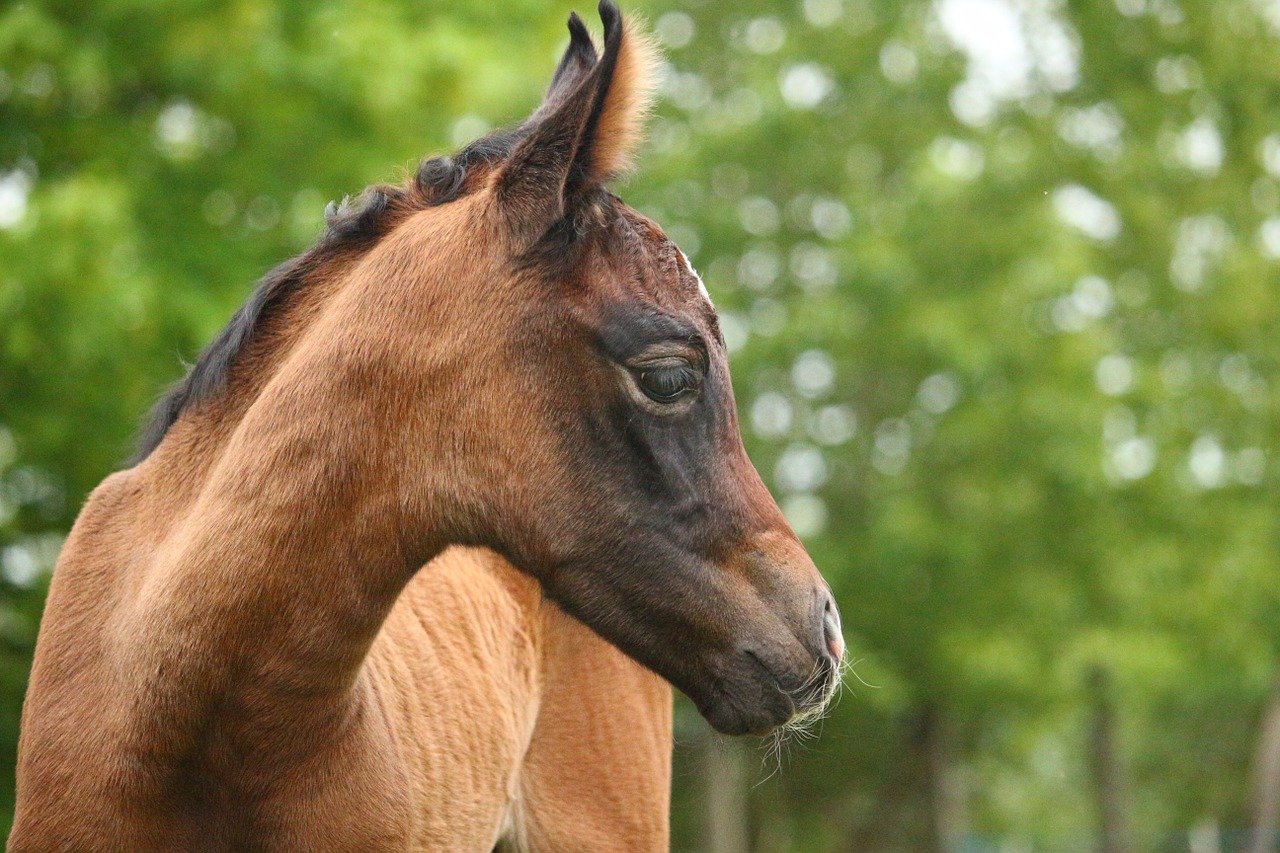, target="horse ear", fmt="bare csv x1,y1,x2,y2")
497,1,660,241
573,2,659,185
528,12,599,124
